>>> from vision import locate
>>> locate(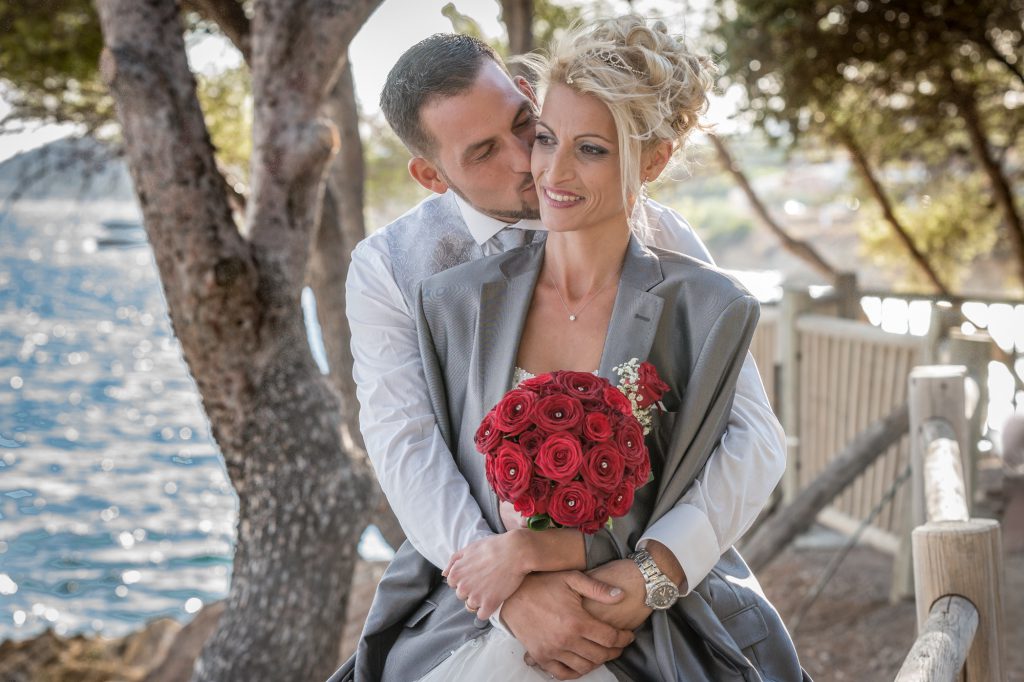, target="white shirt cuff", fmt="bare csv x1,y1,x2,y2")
488,602,512,634
637,503,719,596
